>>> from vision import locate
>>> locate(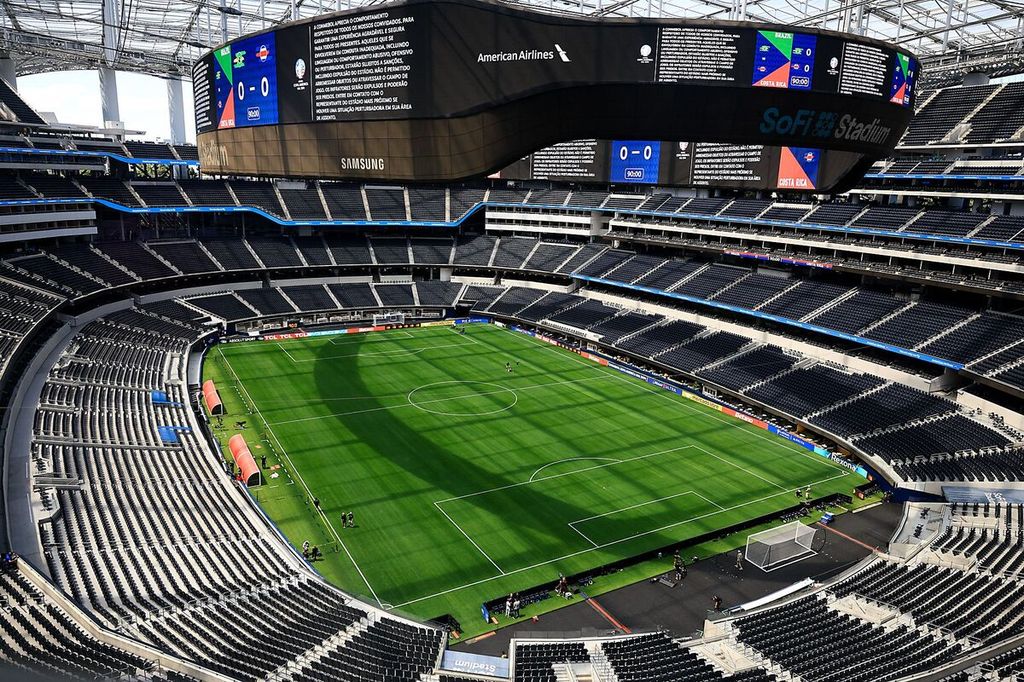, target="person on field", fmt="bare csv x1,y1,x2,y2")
340,512,347,529
512,596,521,618
347,511,354,528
